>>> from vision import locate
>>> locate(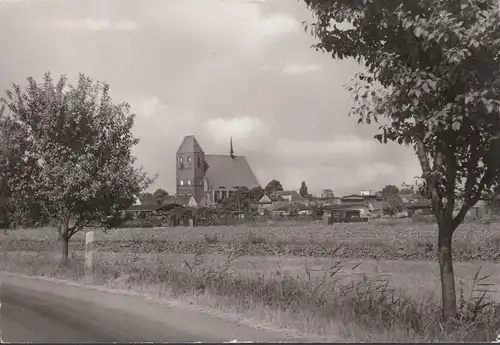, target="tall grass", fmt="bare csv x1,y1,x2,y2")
0,250,499,342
